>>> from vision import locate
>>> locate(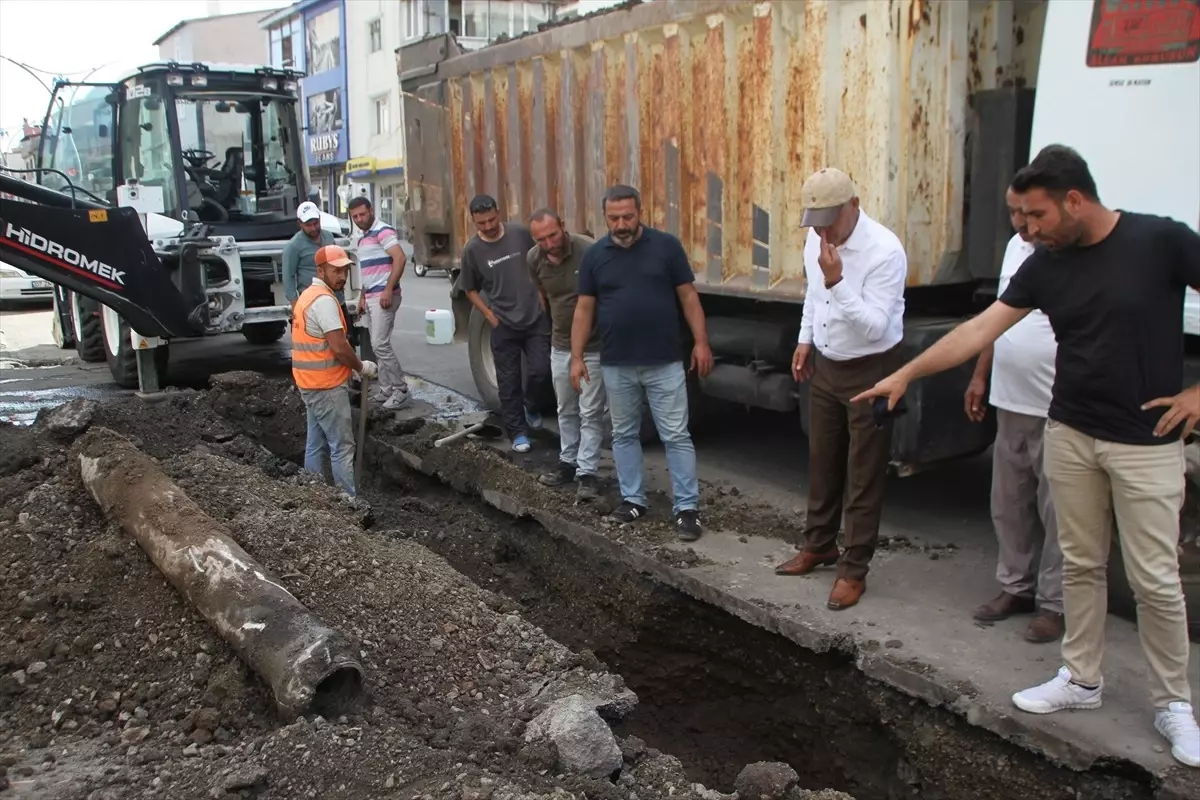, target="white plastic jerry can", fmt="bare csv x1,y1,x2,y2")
425,308,455,345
